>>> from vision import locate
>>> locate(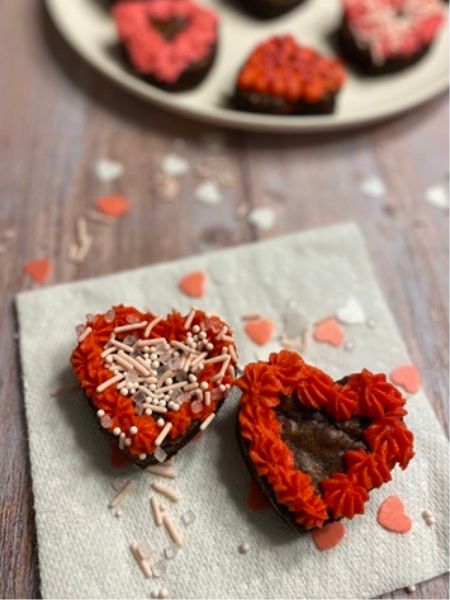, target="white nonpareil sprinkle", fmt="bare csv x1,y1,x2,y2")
239,542,251,554
406,584,417,593
248,206,276,231
360,175,386,199
425,184,449,209
95,158,124,182
195,180,222,205
159,587,169,599
162,153,189,177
